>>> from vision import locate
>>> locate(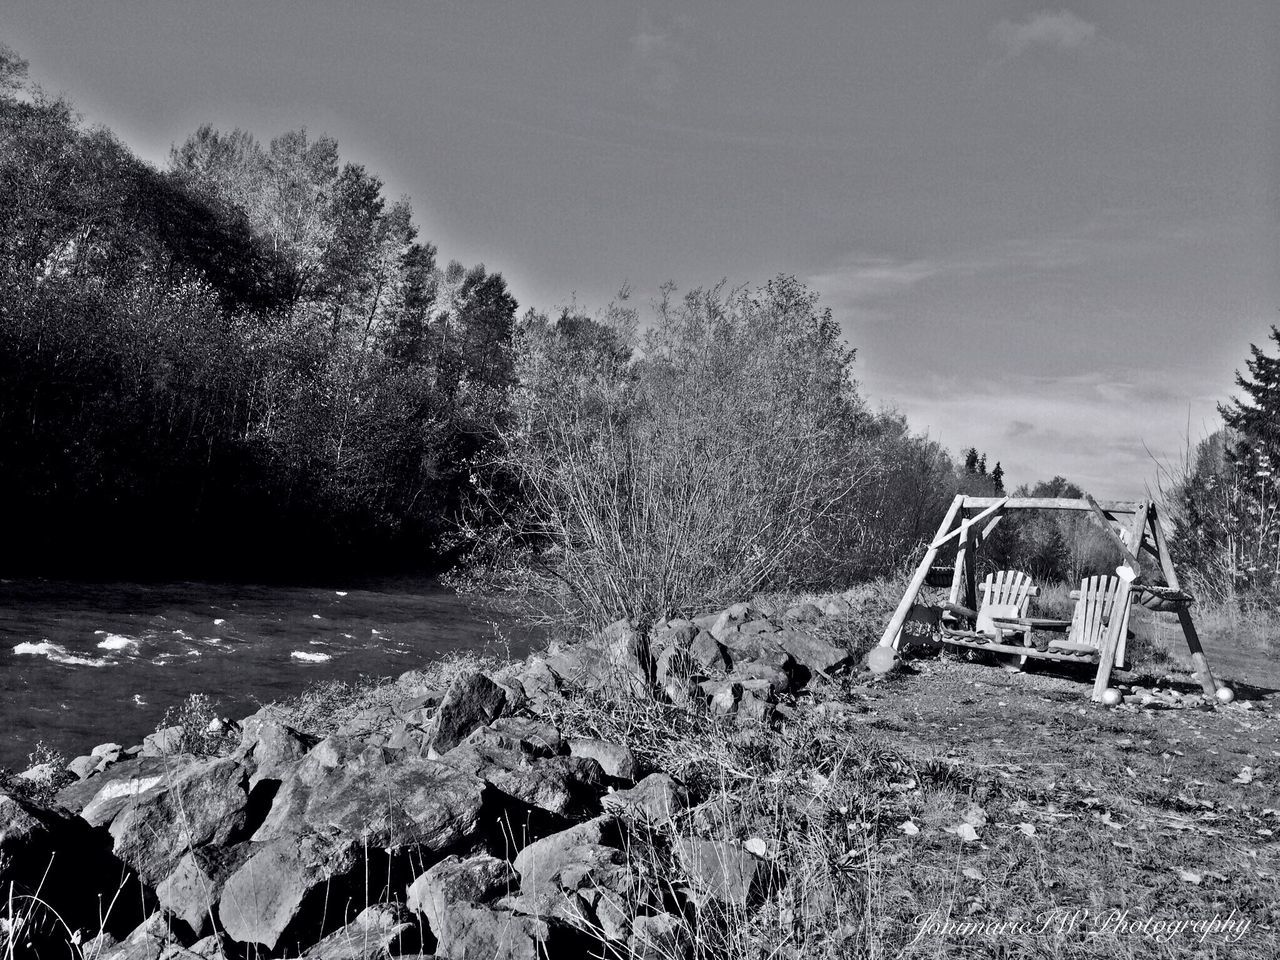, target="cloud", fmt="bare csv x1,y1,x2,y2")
992,10,1099,58
860,368,1223,499
807,254,942,323
630,13,694,105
